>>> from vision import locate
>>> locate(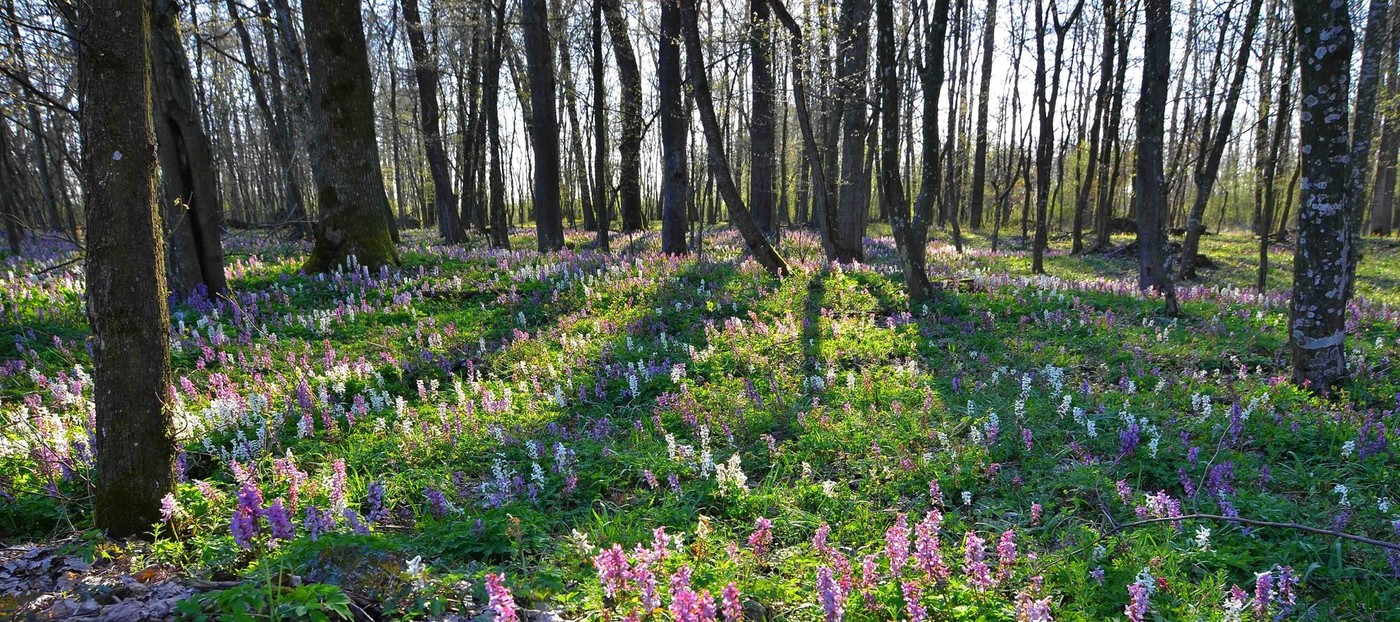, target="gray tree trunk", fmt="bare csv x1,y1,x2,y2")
523,0,566,250
1135,0,1181,316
